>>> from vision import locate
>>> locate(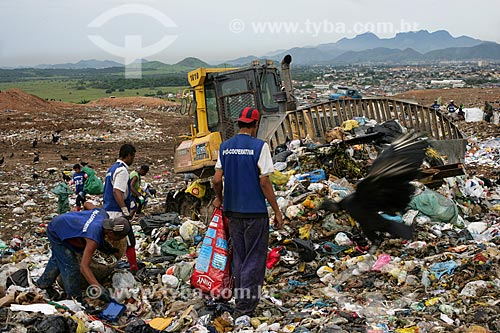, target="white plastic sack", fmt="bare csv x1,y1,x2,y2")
285,205,302,219
334,232,353,246
464,108,483,122
179,220,205,244
464,178,485,198
112,271,136,303
162,274,179,288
